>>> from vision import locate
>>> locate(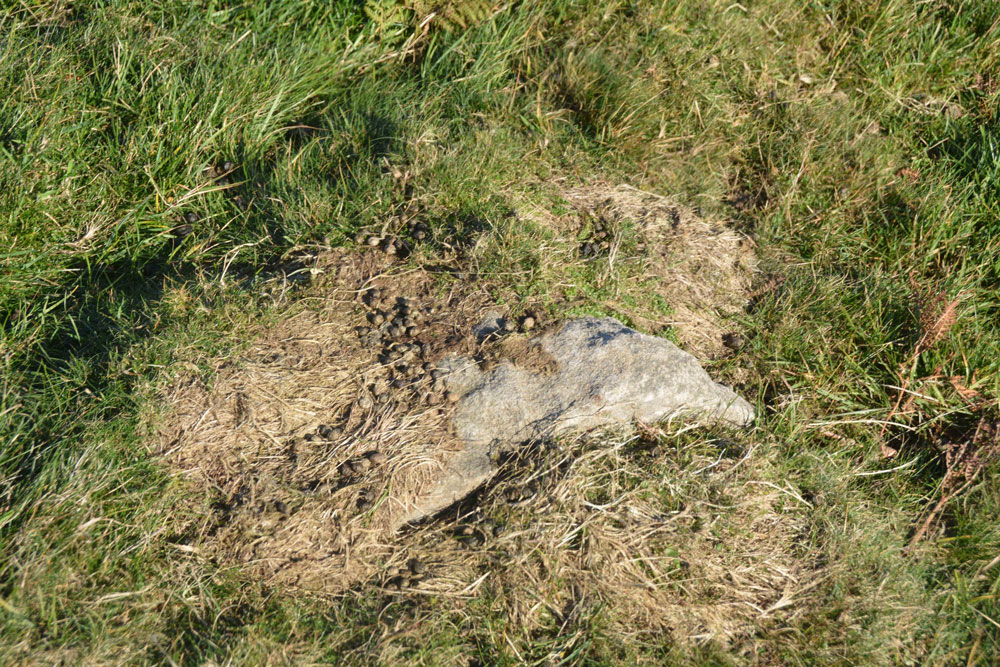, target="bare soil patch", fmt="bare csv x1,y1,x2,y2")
155,187,791,650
